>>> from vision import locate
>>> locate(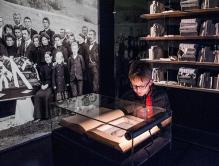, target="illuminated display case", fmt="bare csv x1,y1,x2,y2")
51,93,172,166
